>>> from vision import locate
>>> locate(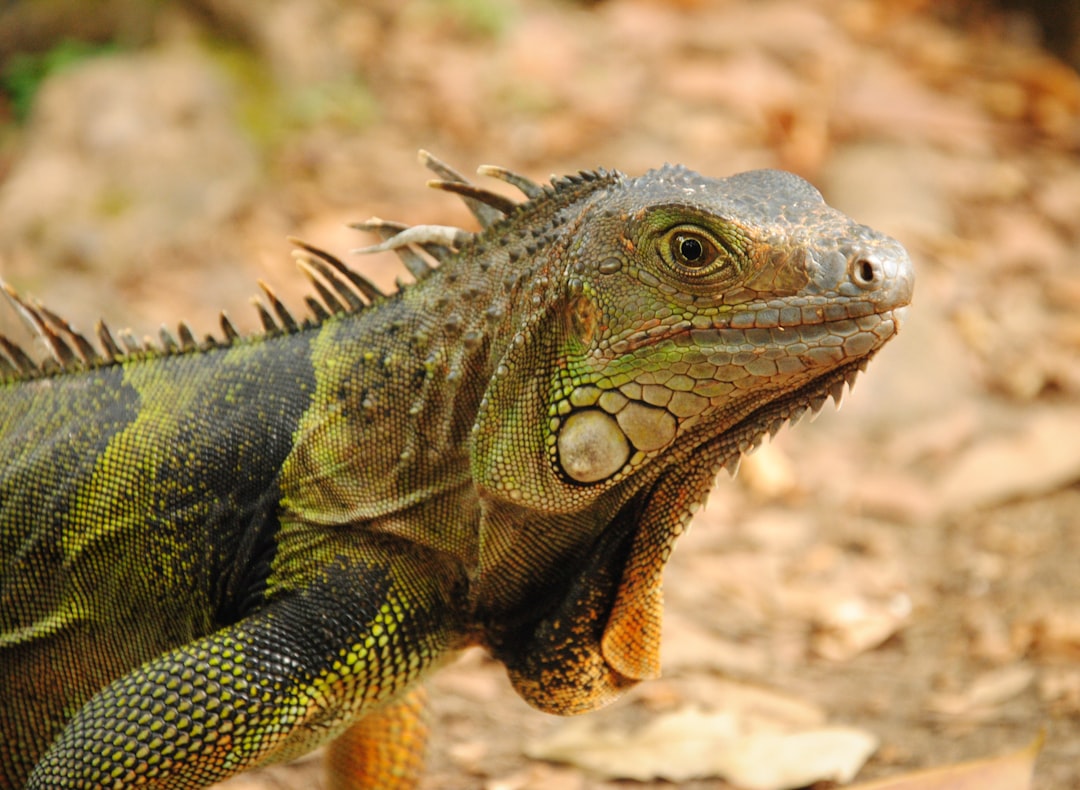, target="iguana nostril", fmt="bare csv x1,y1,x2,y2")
852,257,878,288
